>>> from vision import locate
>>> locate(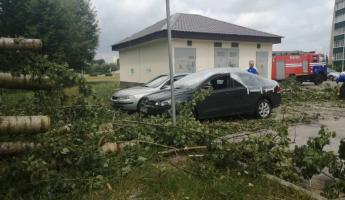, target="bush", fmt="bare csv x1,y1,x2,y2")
105,73,112,77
